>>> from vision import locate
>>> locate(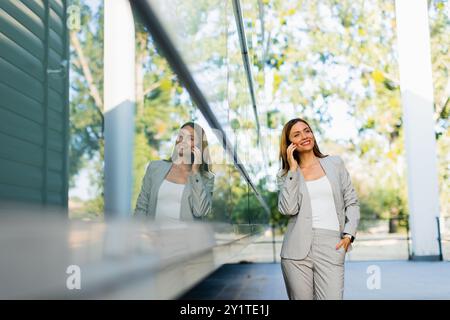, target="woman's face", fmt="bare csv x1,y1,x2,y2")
288,121,315,152
175,126,197,156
